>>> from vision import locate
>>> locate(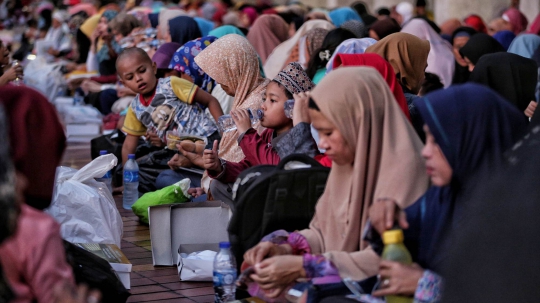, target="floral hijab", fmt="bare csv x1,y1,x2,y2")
169,36,217,93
